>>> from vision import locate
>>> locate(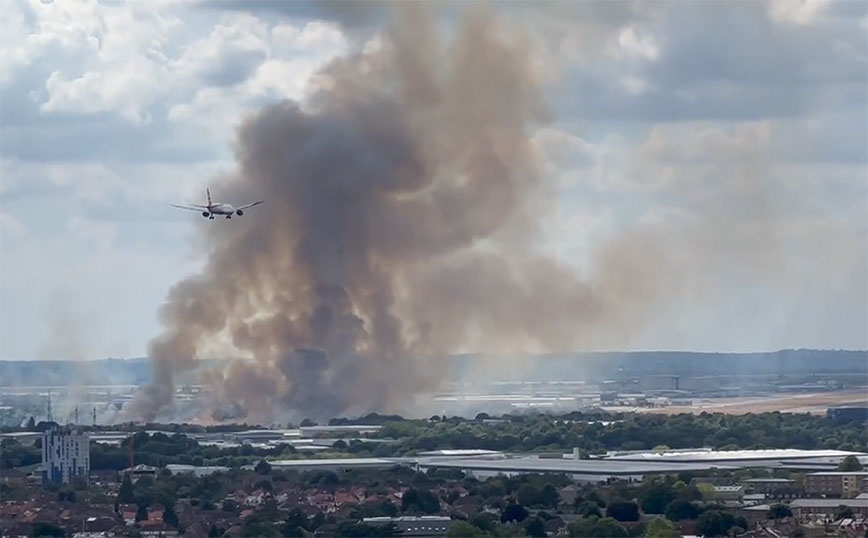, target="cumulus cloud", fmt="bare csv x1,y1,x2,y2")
0,0,865,364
